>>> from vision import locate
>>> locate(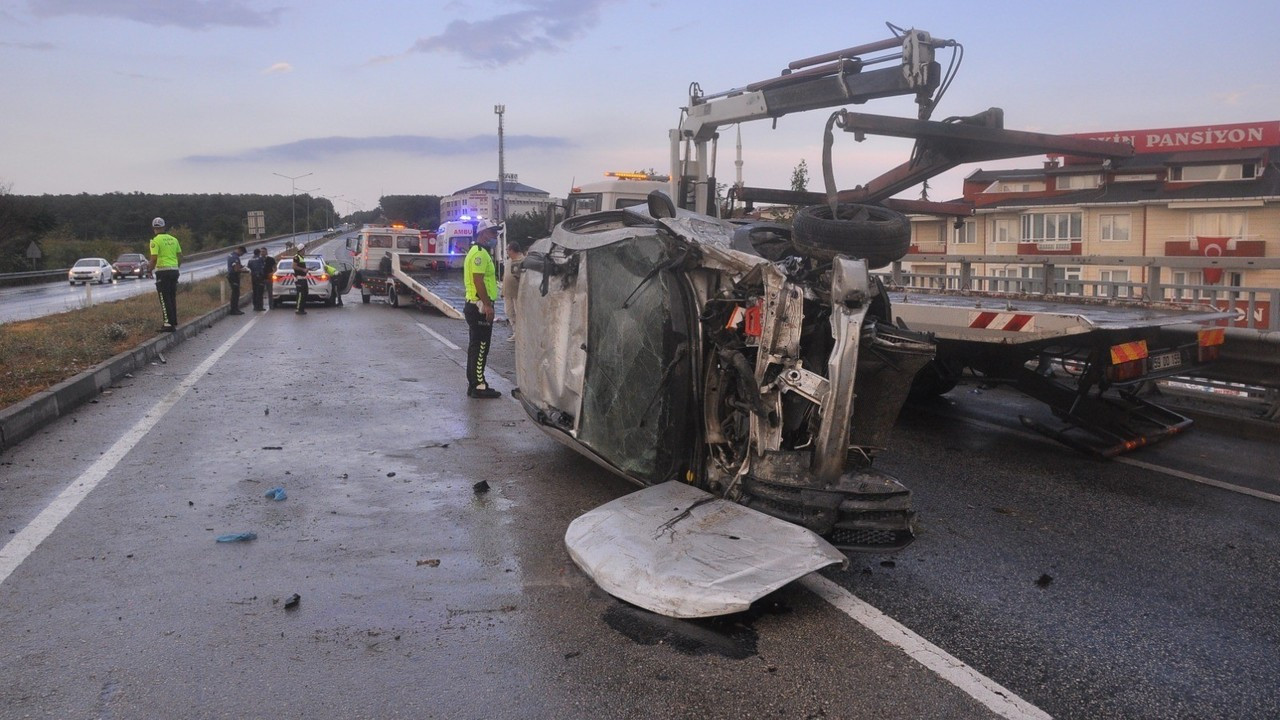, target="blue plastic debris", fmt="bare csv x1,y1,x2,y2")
264,487,287,501
216,532,258,543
